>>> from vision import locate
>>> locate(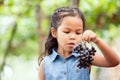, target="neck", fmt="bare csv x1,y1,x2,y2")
57,48,71,58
